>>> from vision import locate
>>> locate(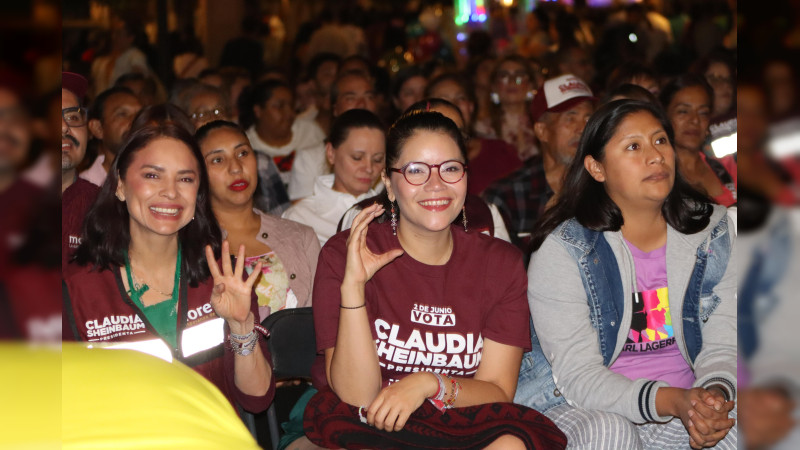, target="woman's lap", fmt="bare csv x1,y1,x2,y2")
545,403,738,450
303,388,567,449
